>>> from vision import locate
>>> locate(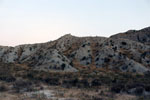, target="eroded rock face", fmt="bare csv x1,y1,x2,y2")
0,27,150,73
92,38,150,73
111,27,150,45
